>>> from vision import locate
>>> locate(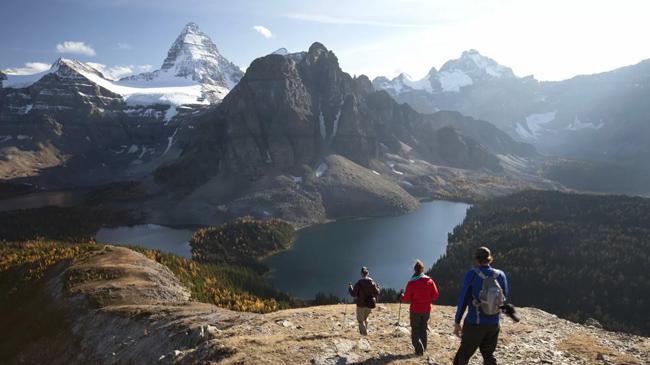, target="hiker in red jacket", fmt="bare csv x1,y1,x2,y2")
400,260,440,356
